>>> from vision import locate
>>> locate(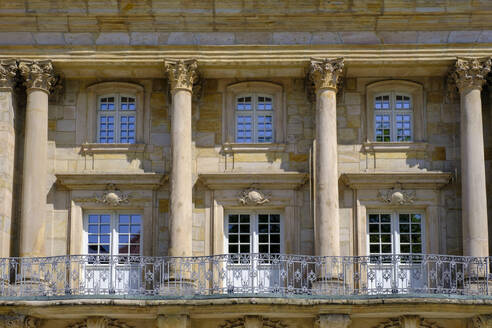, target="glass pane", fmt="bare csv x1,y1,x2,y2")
229,245,238,253
257,115,273,143
375,95,390,110
237,96,252,111
99,115,115,143
375,114,391,142
396,114,412,142
236,115,253,143
395,94,411,109
257,96,273,111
